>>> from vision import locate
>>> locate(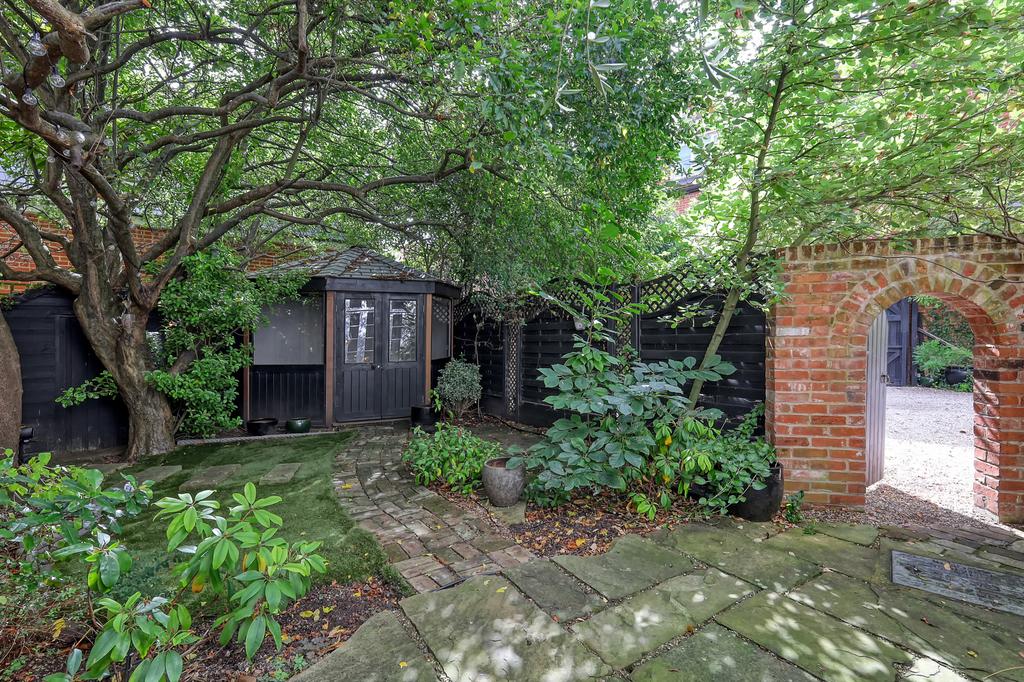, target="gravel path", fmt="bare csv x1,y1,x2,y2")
879,386,977,517
808,386,1022,533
